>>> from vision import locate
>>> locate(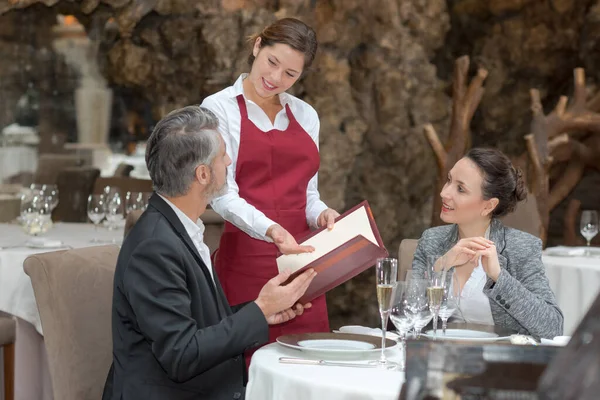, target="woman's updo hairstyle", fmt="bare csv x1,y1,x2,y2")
247,18,318,70
465,147,527,218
